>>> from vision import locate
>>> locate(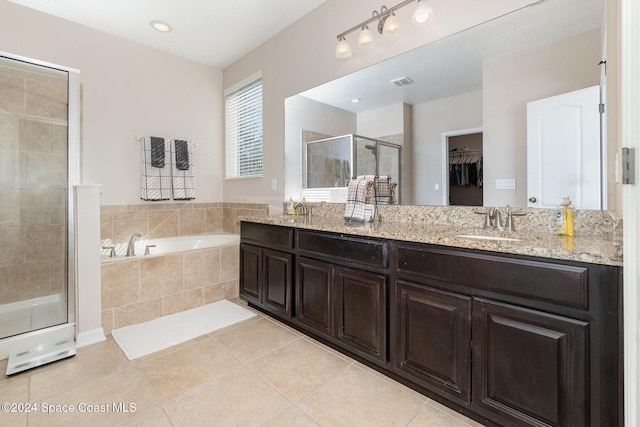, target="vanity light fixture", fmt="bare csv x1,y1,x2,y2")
382,9,402,36
150,20,173,33
335,36,353,59
357,25,376,48
412,0,434,24
335,0,433,59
